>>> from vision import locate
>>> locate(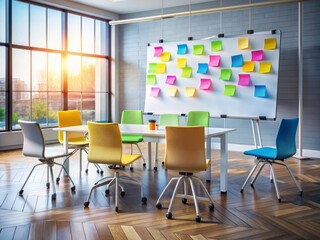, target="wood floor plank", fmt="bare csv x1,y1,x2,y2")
0,226,16,240
56,221,72,240
13,224,31,240
95,222,115,240
70,222,86,240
